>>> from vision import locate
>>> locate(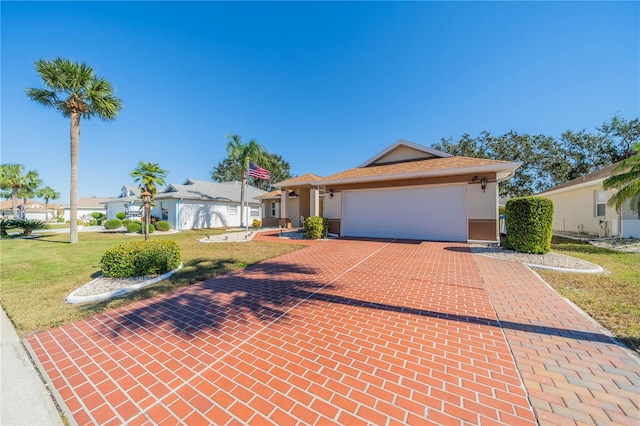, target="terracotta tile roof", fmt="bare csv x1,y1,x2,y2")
276,173,324,187
321,156,515,182
257,189,281,199
539,161,624,194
